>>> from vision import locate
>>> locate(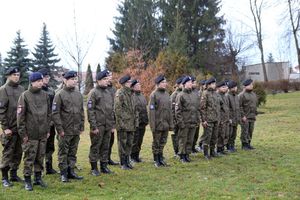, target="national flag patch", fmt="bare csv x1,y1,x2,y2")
150,104,155,110
52,102,57,111
88,100,92,109
17,105,22,114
